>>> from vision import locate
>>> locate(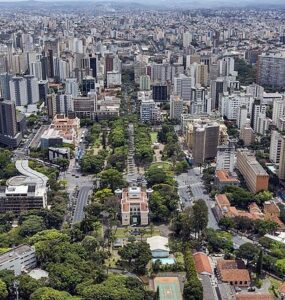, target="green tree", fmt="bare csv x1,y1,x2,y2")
256,249,263,277
80,153,105,174
77,275,149,300
0,279,8,300
119,241,152,275
236,242,260,262
254,220,278,236
255,191,273,205
54,157,70,170
47,263,83,294
175,160,188,174
191,199,208,238
30,287,77,300
19,215,46,237
99,168,125,191
219,217,235,230
183,280,203,300
18,274,43,300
